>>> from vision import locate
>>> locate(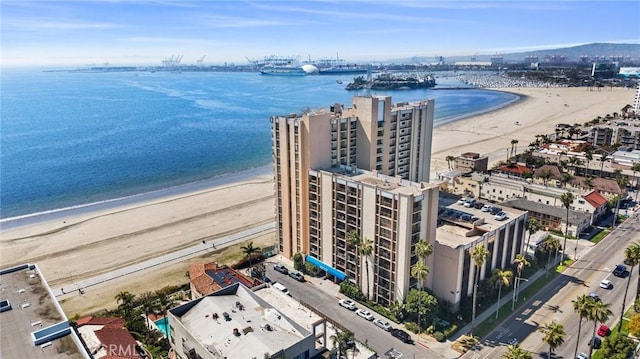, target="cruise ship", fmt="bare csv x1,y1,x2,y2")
259,64,308,76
